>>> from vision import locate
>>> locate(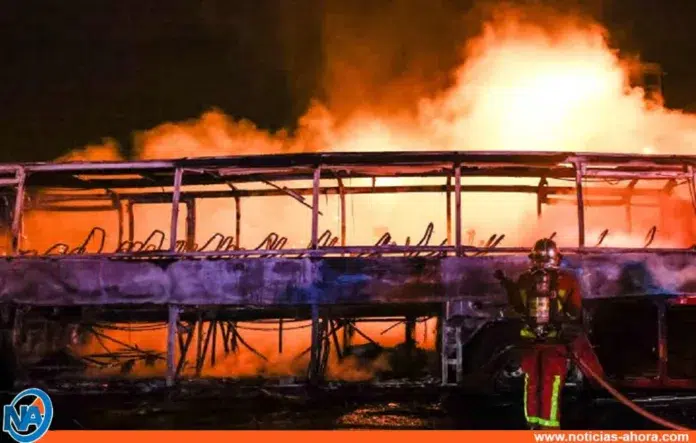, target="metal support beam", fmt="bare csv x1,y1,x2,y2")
229,322,239,353
536,177,547,219
219,322,229,354
329,319,343,361
574,162,586,248
34,184,672,204
234,196,241,249
625,179,638,234
195,315,203,376
337,177,346,249
184,198,196,252
196,320,215,376
308,304,321,382
211,320,217,366
126,200,135,243
657,301,668,383
169,168,184,252
319,316,330,376
348,322,379,346
166,305,179,387
446,176,452,245
176,321,195,377
343,319,354,352
11,167,25,254
454,163,462,256
311,166,321,250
